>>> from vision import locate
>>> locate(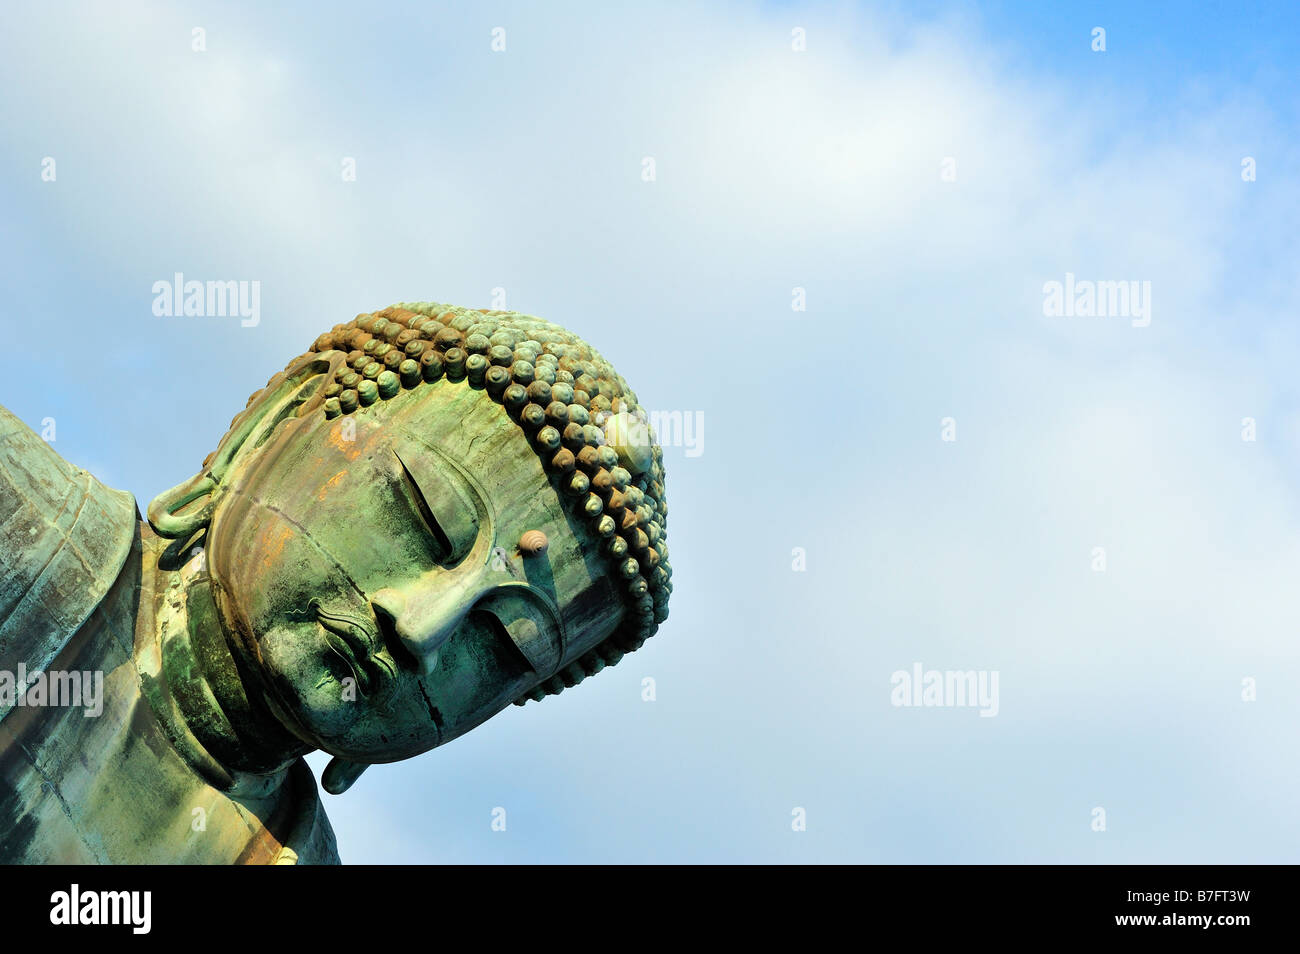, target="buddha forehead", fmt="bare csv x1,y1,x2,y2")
217,376,591,588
